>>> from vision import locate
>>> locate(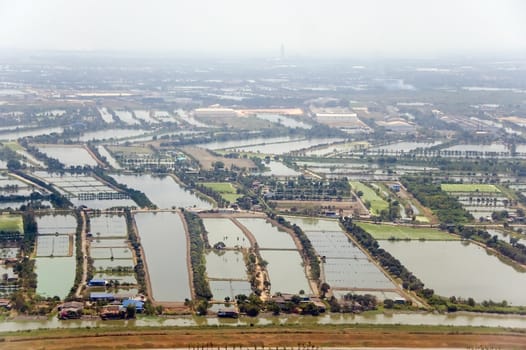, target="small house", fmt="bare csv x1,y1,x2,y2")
57,301,84,311
0,298,11,310
394,297,408,305
100,305,125,320
88,278,108,287
389,184,401,192
217,306,239,318
90,292,115,302
122,299,144,313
